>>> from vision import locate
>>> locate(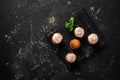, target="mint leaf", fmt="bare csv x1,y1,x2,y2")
65,16,74,32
